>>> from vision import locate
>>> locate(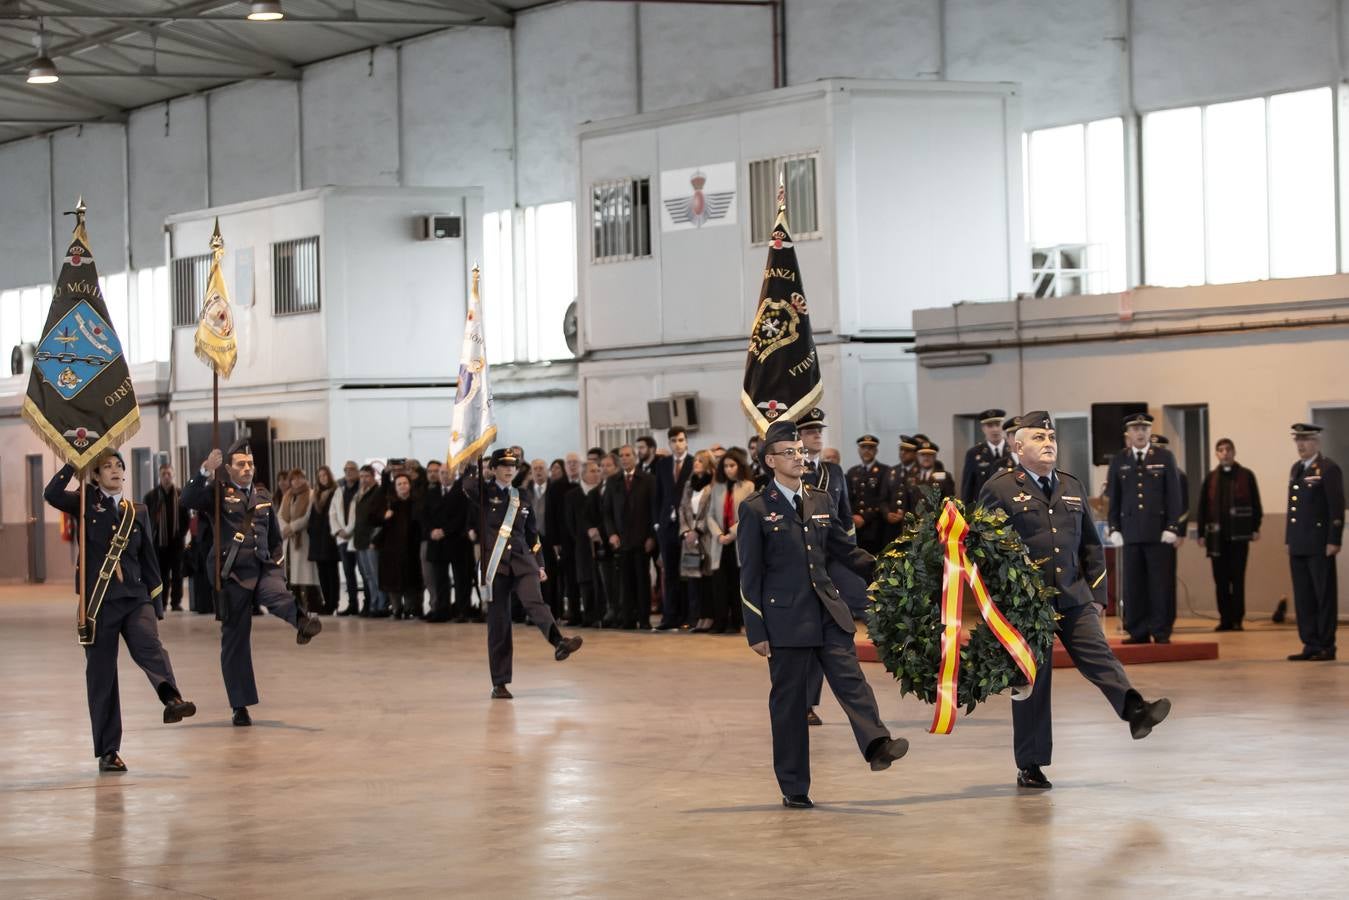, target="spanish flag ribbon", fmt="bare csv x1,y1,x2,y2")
930,500,1038,735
